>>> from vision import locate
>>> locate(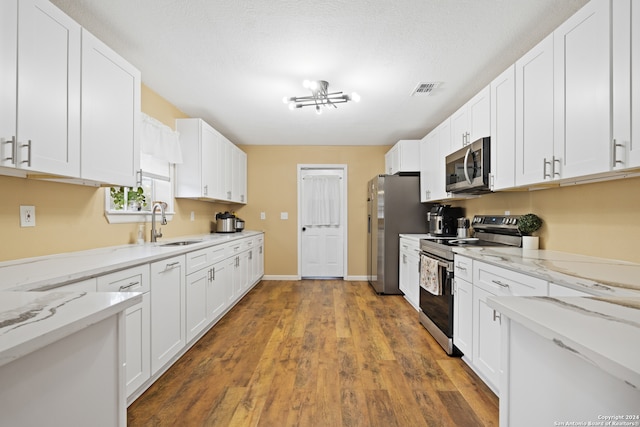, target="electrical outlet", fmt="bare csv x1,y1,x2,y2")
260,212,266,220
190,211,195,221
20,205,36,227
280,212,288,220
